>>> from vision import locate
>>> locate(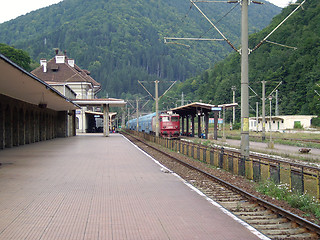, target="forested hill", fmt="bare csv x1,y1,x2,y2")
0,0,279,98
162,0,320,117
